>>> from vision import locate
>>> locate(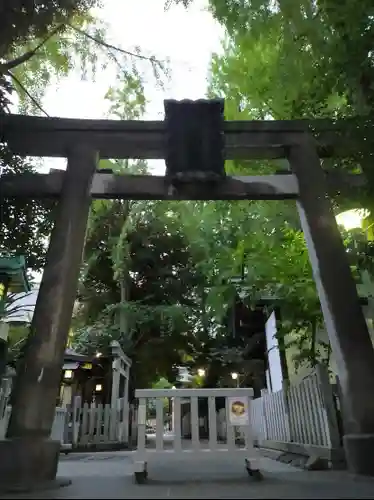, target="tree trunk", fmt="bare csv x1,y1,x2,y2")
119,278,128,338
